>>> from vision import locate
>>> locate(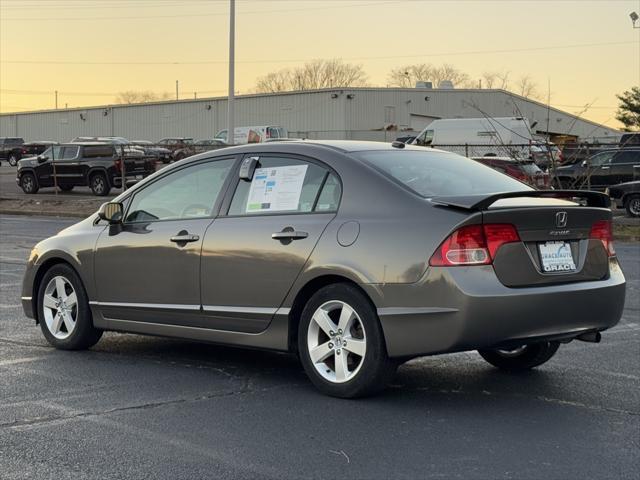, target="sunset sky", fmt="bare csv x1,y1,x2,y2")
1,0,639,129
